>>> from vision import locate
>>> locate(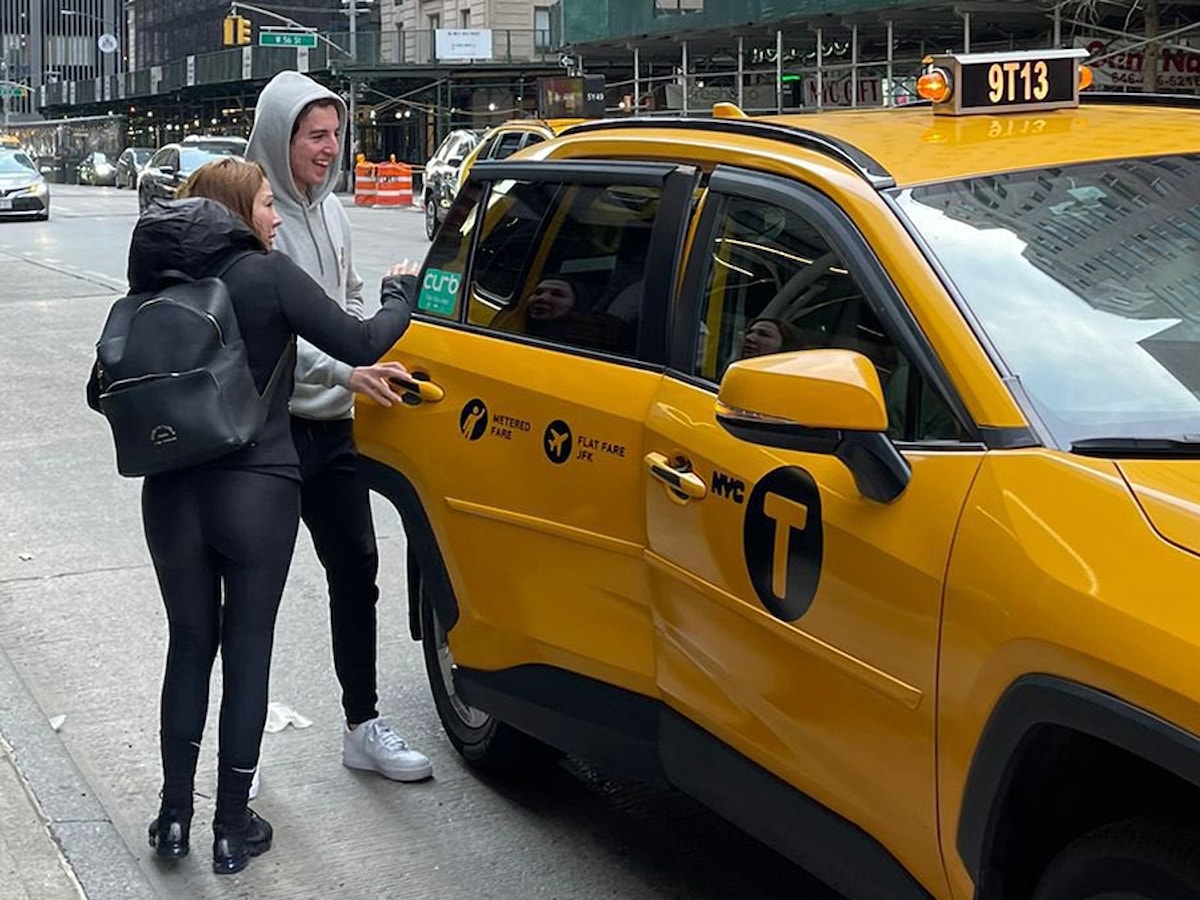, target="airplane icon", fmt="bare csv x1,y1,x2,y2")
546,428,569,456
